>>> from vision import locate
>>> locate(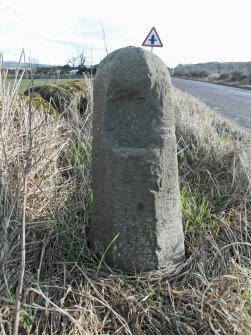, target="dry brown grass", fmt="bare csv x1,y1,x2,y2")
0,64,250,334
